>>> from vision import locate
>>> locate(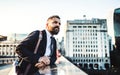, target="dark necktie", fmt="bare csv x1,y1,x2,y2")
50,36,55,56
